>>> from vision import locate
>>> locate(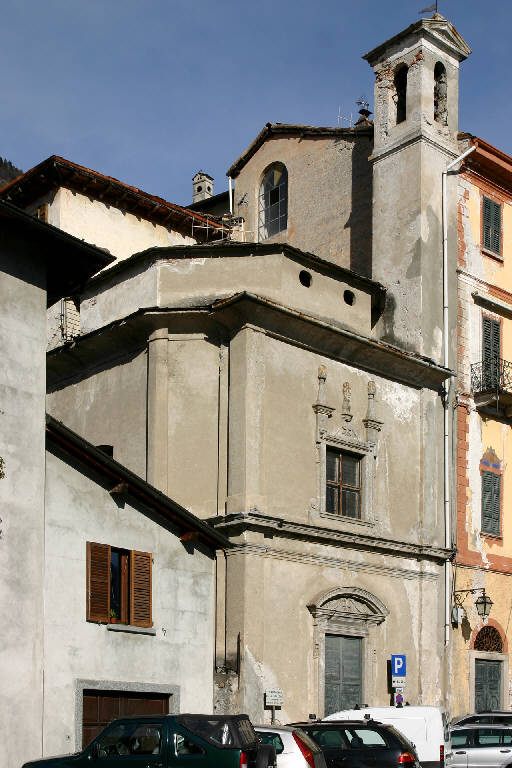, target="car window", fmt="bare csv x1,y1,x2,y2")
175,734,206,757
495,717,512,726
474,729,503,747
96,722,162,758
452,730,472,747
345,728,387,748
308,729,346,749
257,732,284,754
502,732,512,746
